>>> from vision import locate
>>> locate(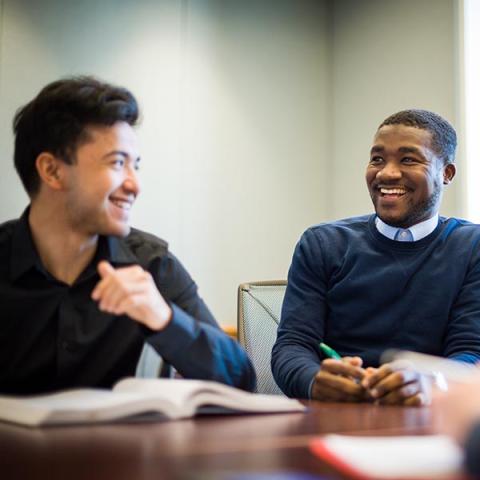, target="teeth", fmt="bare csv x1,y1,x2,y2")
111,199,131,210
380,188,406,195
